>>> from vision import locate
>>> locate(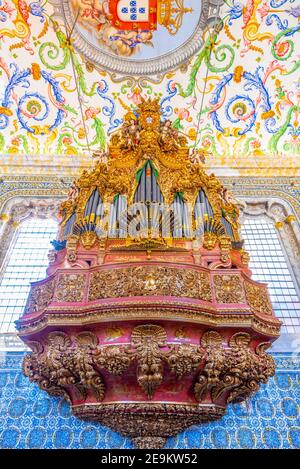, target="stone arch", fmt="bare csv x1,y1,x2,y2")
238,197,300,290
0,197,61,279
